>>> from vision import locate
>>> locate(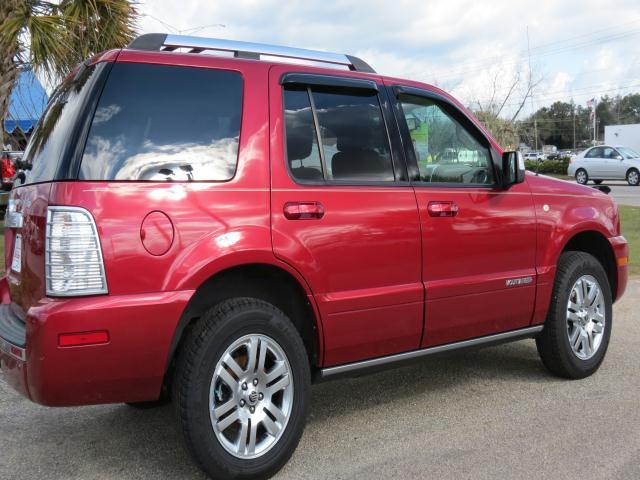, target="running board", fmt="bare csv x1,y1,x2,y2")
319,325,544,379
